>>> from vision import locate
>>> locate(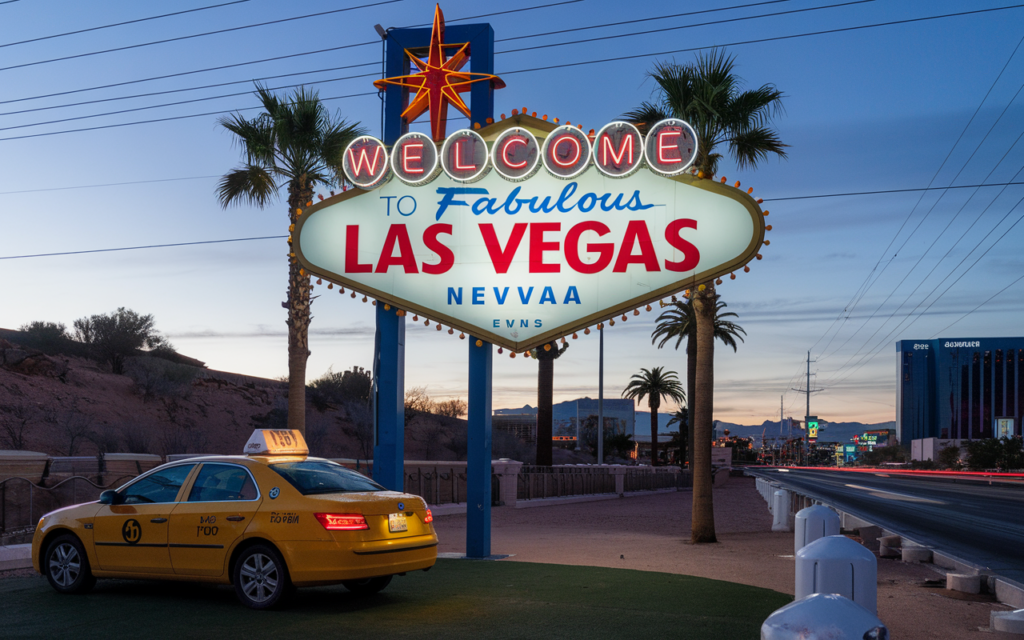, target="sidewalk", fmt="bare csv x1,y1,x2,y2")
432,477,1019,640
